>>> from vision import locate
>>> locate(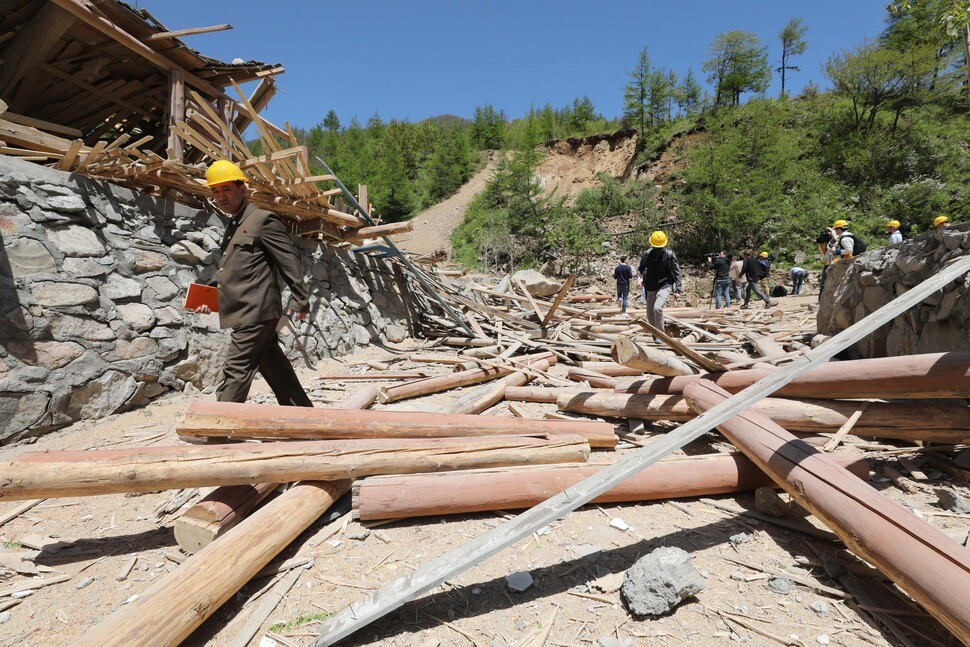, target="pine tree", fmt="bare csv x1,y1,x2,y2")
323,109,341,132
677,68,702,115
777,18,809,97
703,31,772,106
623,47,651,143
